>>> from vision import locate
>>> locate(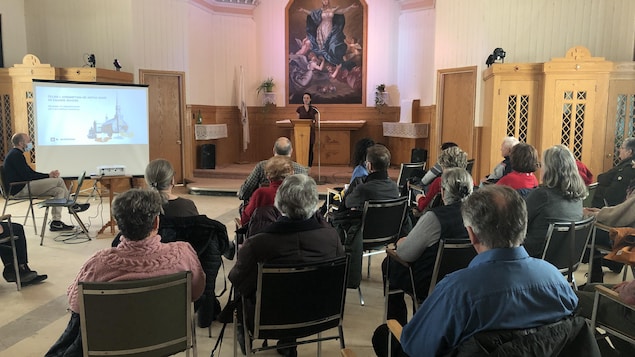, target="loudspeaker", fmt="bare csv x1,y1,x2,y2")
200,144,216,169
411,148,427,164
